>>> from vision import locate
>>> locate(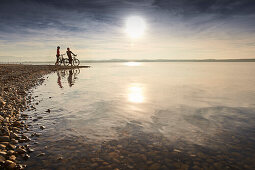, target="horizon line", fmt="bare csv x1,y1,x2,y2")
1,58,255,63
